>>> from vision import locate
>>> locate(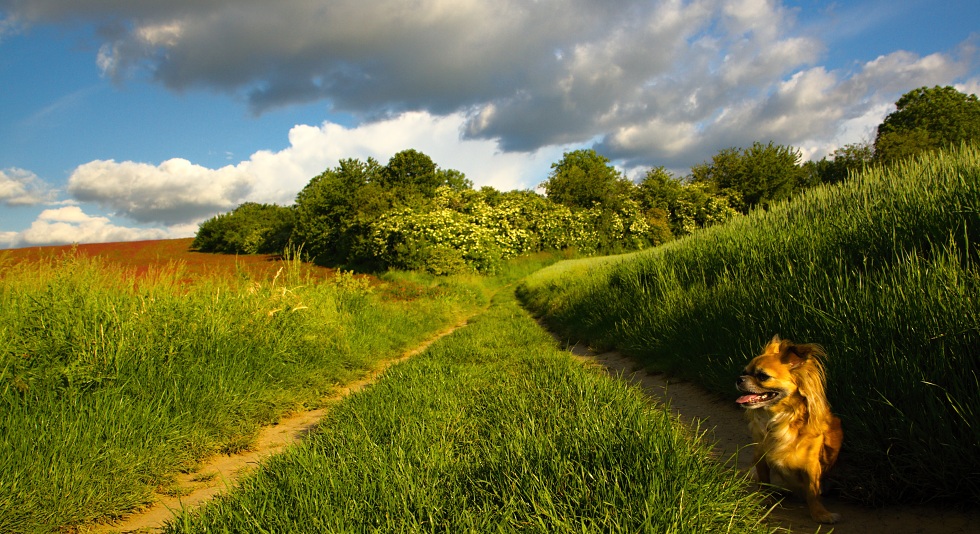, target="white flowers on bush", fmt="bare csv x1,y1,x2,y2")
368,186,657,273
